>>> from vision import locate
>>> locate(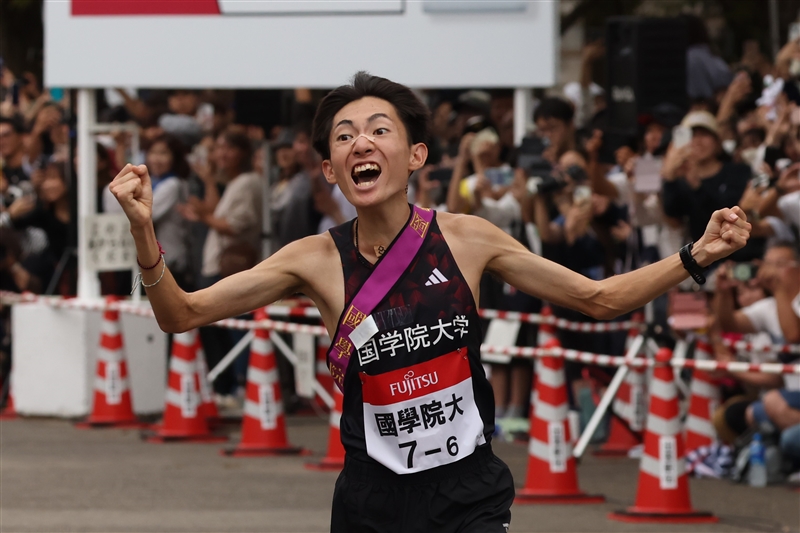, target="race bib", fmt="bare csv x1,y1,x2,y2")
360,349,486,475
